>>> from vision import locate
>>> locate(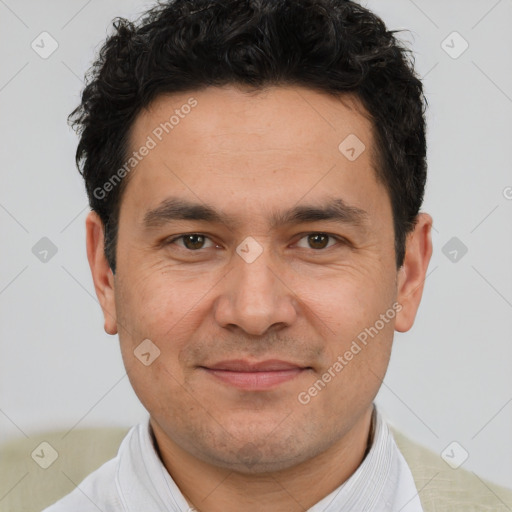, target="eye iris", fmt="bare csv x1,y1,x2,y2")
183,234,205,250
308,233,329,249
